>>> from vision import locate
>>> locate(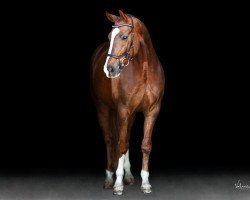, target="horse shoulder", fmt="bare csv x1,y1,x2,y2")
91,42,116,108
144,62,165,105
91,42,109,71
